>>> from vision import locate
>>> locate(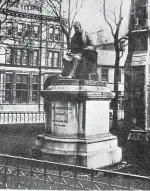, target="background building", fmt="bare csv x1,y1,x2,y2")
125,0,149,133
0,0,64,124
96,42,127,120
